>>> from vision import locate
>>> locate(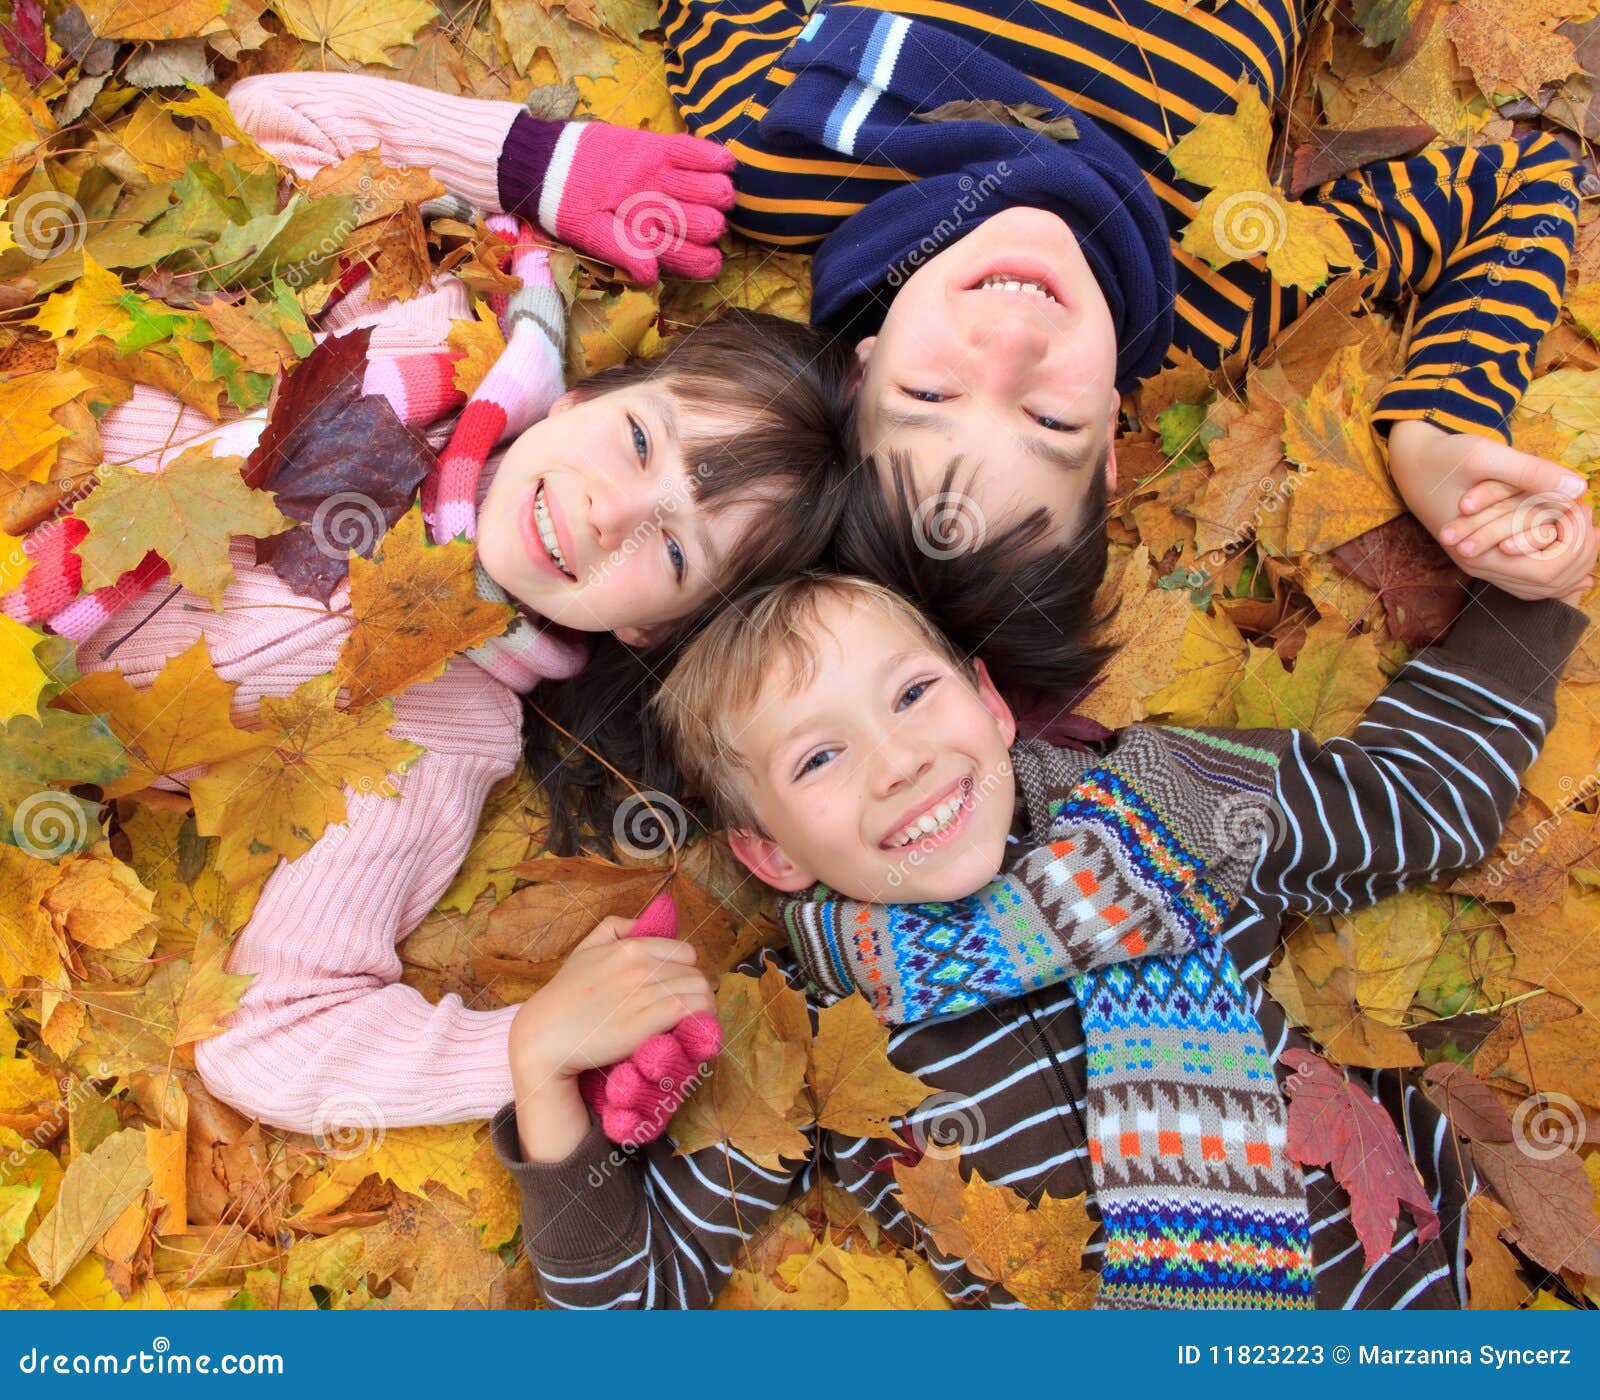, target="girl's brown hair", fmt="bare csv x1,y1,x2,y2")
521,308,860,854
